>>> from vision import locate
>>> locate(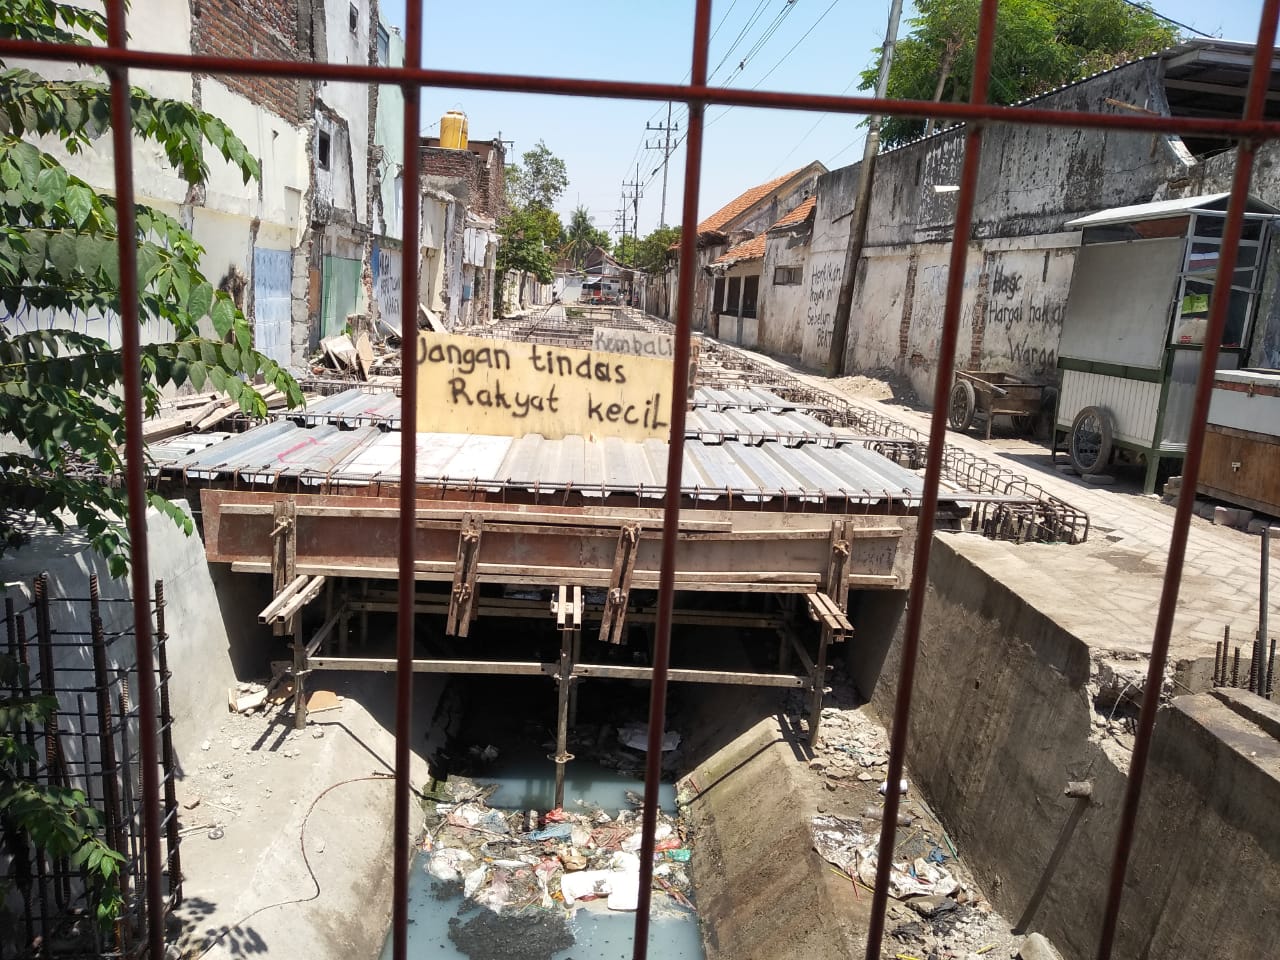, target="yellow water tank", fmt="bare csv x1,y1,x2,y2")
440,110,469,150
